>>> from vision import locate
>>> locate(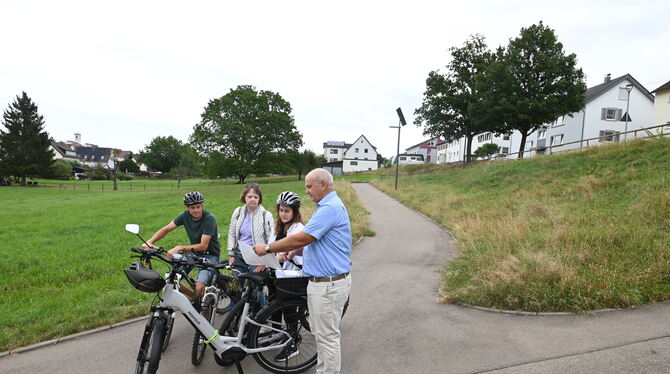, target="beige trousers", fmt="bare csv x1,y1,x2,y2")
307,275,352,374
